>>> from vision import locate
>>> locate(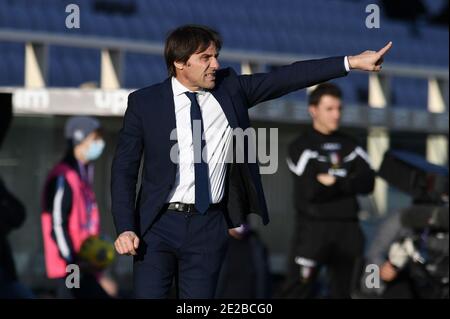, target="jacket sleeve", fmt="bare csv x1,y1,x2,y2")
46,175,75,263
111,92,144,235
335,146,375,196
287,142,342,202
237,56,348,108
